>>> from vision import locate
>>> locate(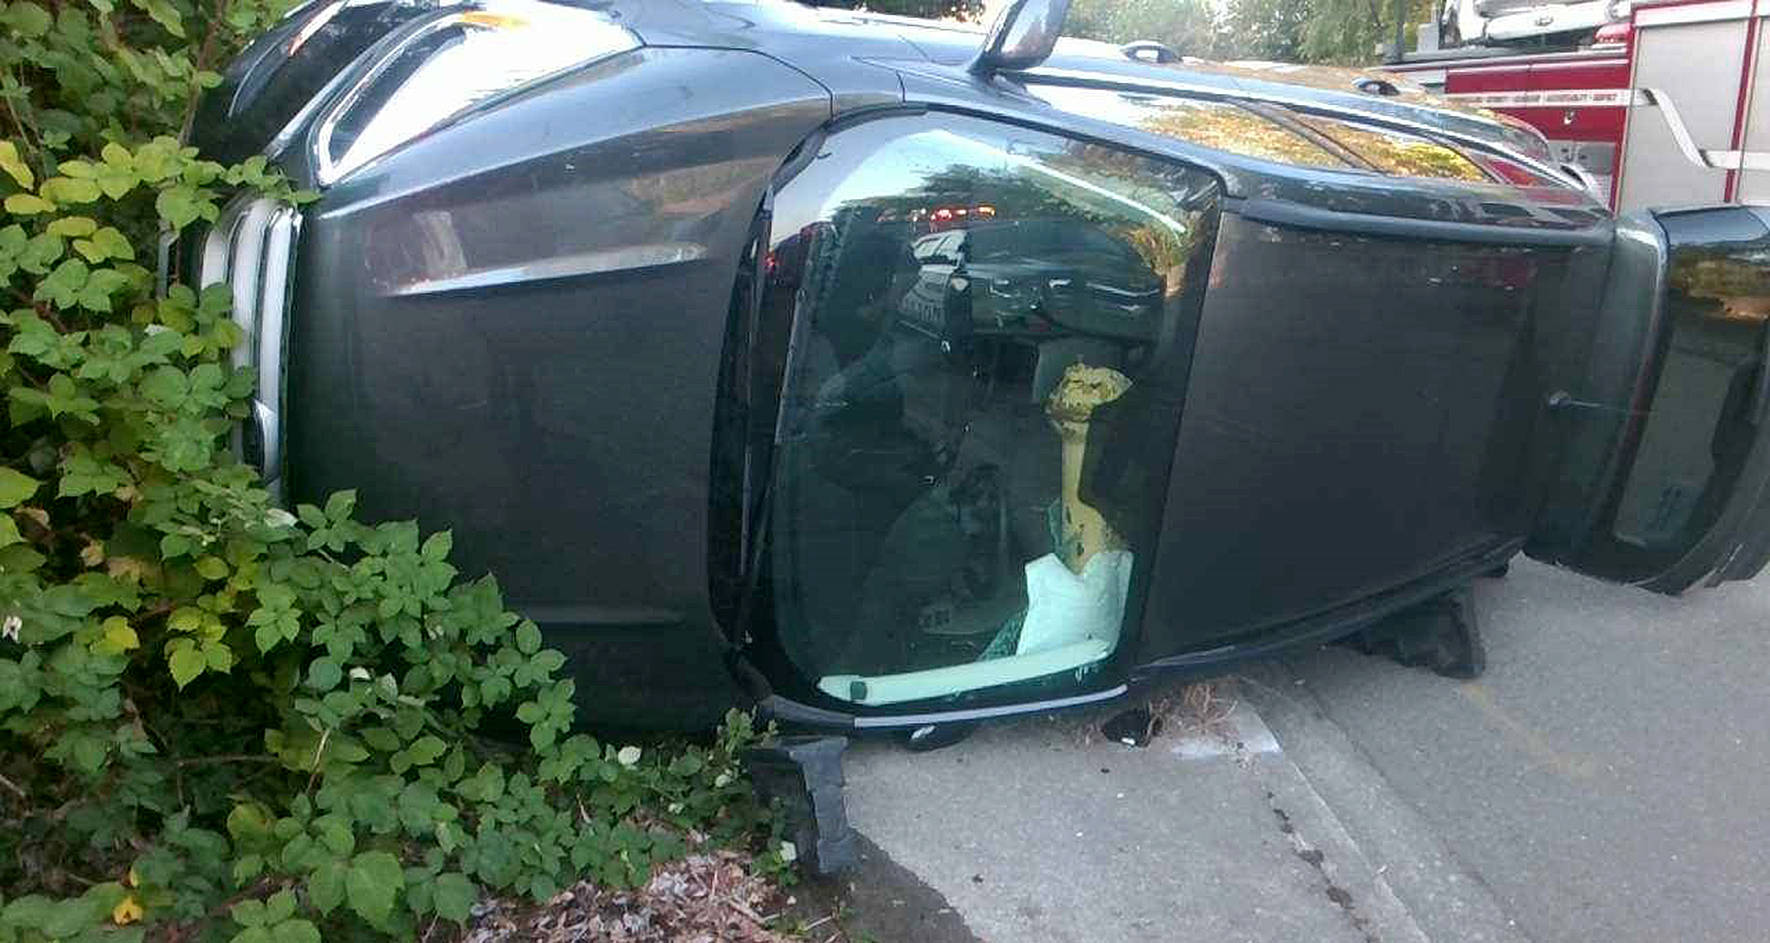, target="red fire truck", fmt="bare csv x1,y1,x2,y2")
1388,0,1767,211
